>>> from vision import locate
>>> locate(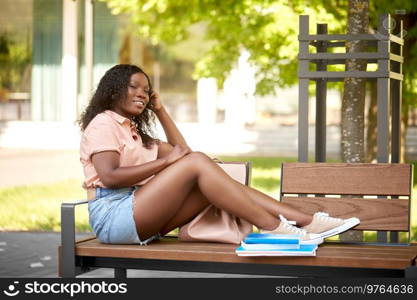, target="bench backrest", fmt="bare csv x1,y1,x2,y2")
280,163,412,238
217,161,251,185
